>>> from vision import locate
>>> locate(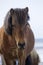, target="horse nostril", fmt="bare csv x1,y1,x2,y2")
18,42,25,49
